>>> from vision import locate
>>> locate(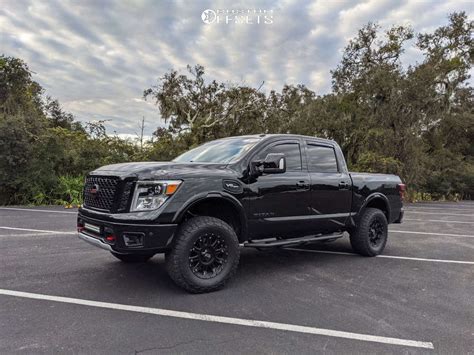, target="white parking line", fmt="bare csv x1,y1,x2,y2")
390,230,474,238
406,207,473,212
406,211,473,217
0,207,77,214
0,227,76,234
404,218,474,224
0,288,434,349
373,254,474,264
286,248,474,265
0,233,68,237
408,203,474,208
